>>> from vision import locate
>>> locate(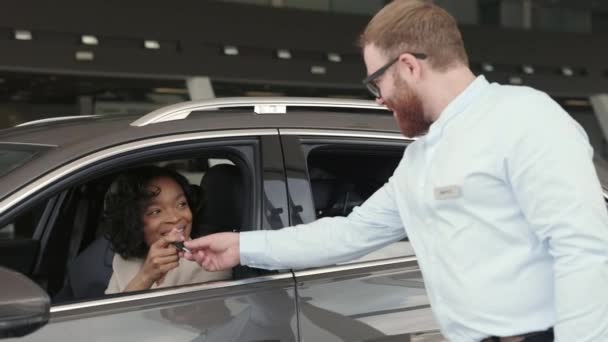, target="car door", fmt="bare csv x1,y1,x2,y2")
2,130,298,342
280,129,444,342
